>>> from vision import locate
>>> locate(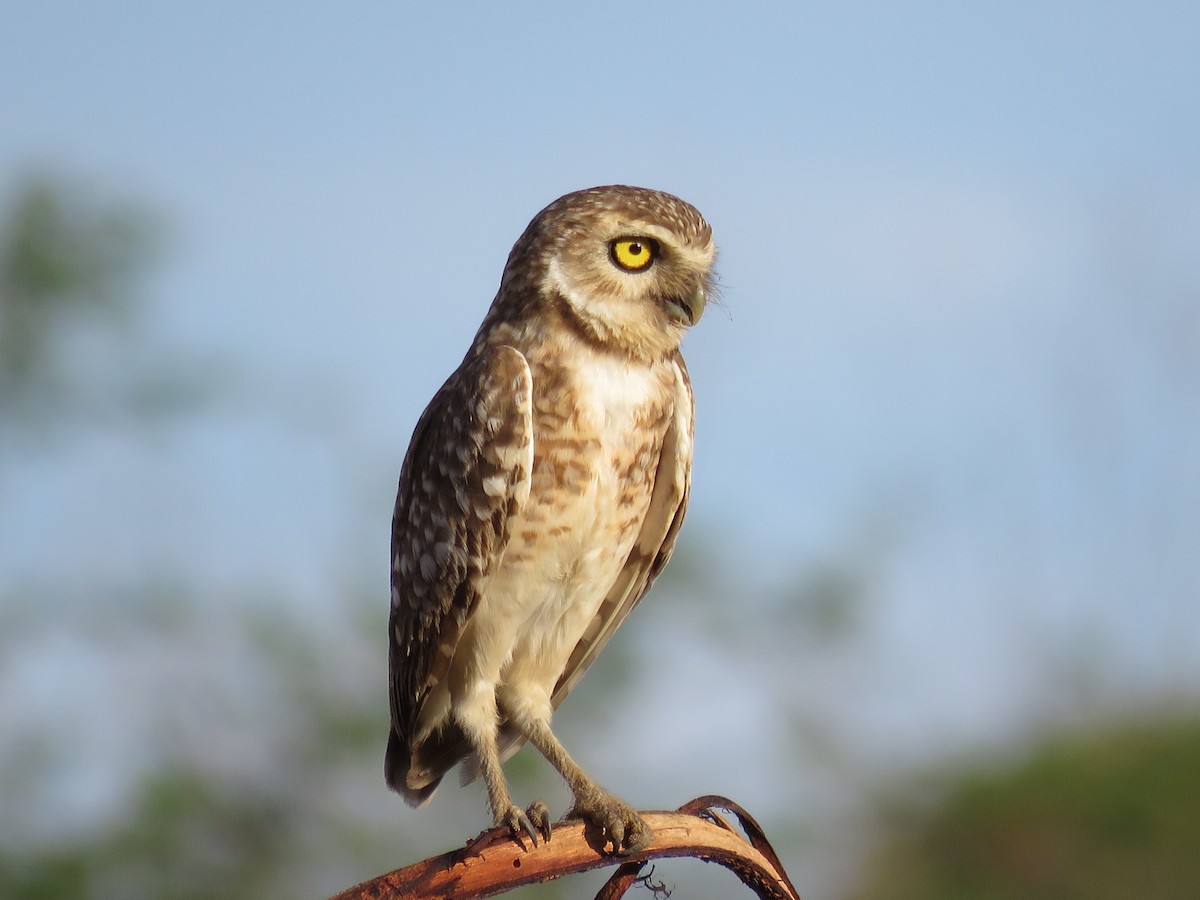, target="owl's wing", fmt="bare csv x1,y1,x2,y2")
386,345,533,803
550,353,694,708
